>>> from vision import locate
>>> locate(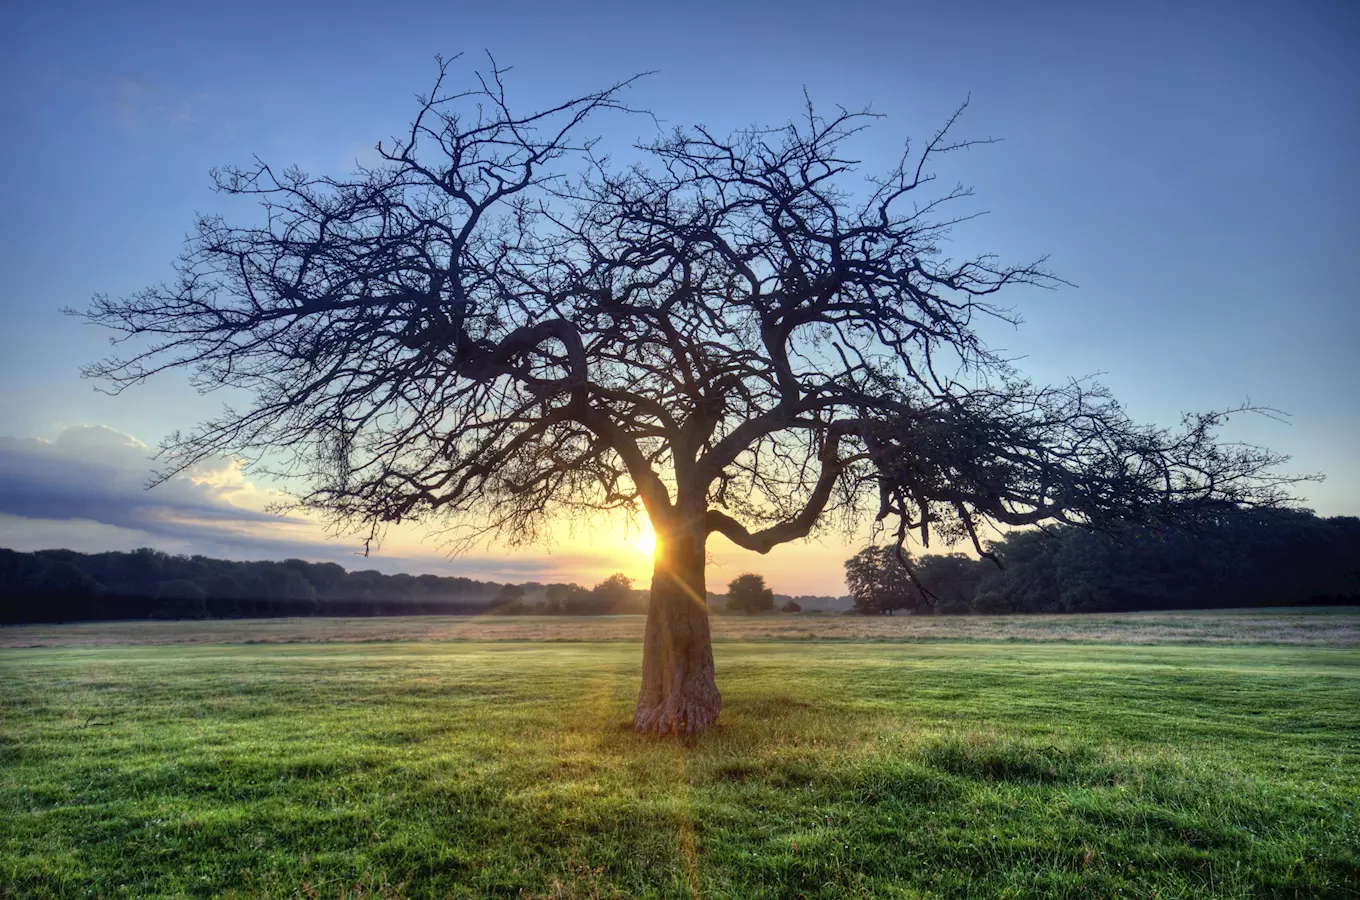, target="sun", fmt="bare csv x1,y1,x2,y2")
633,528,657,557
